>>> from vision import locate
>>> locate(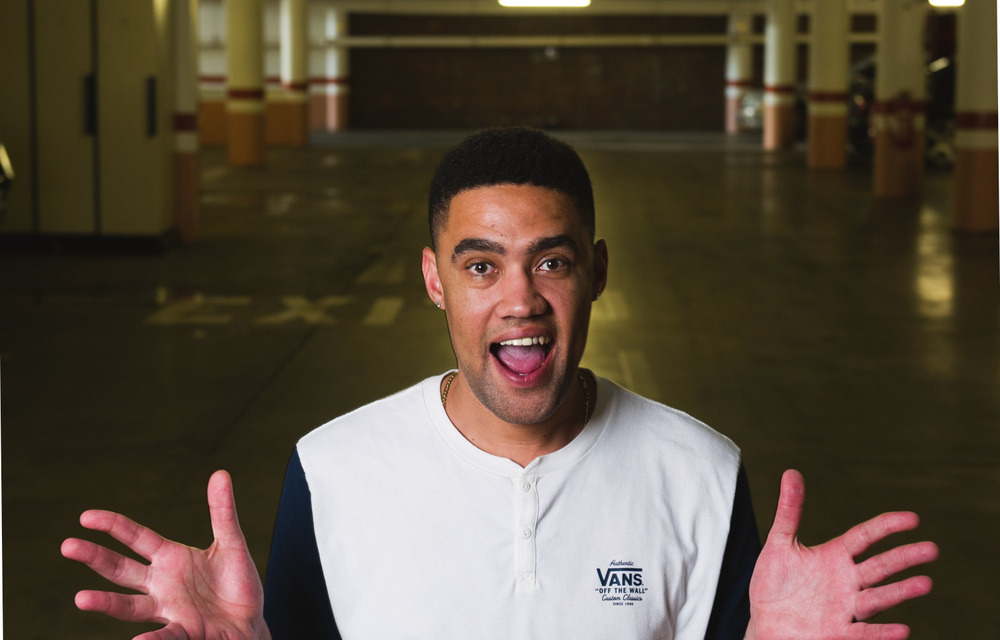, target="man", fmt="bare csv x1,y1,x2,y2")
62,127,937,640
